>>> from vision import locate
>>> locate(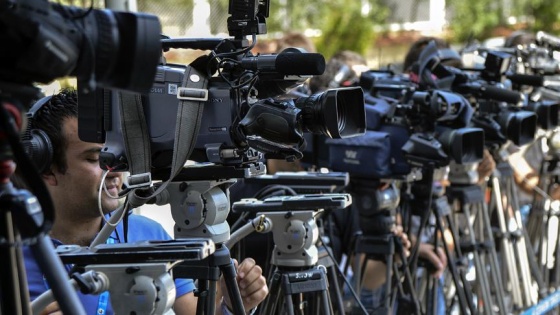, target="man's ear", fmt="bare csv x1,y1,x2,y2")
42,169,58,186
